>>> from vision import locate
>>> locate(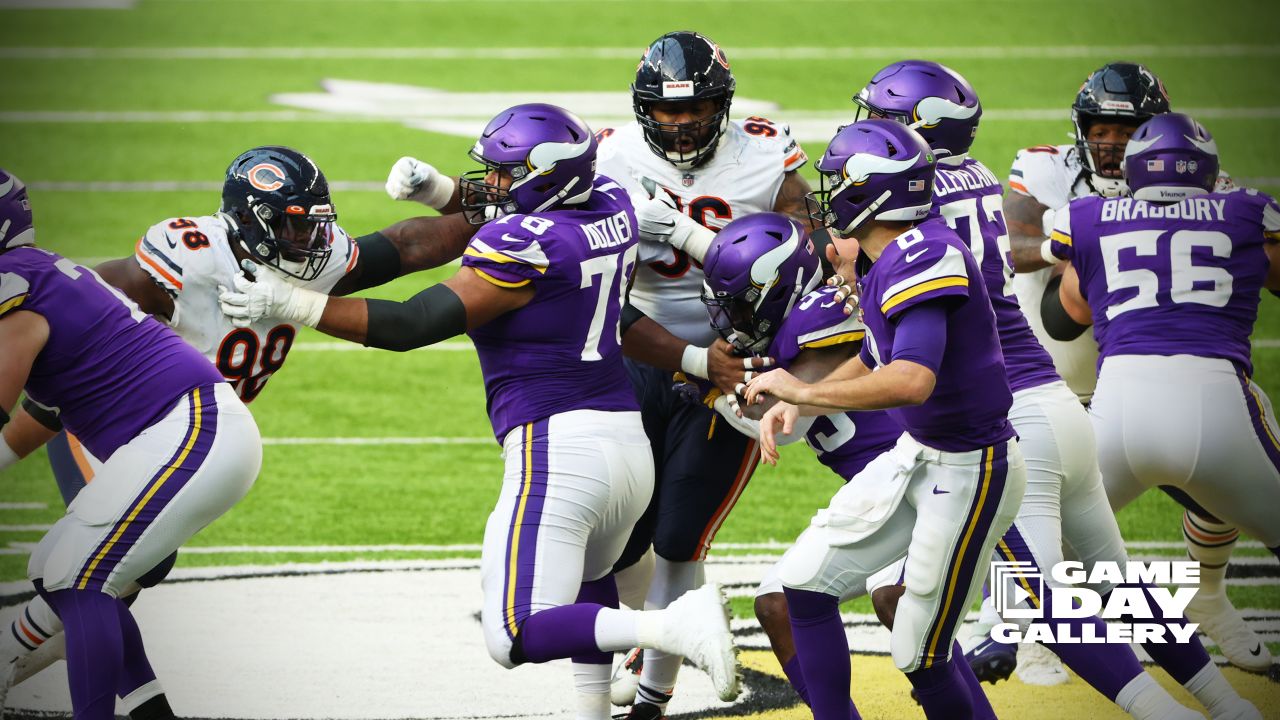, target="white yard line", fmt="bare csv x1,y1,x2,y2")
0,503,46,510
0,525,52,532
3,45,1278,61
6,107,1278,128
